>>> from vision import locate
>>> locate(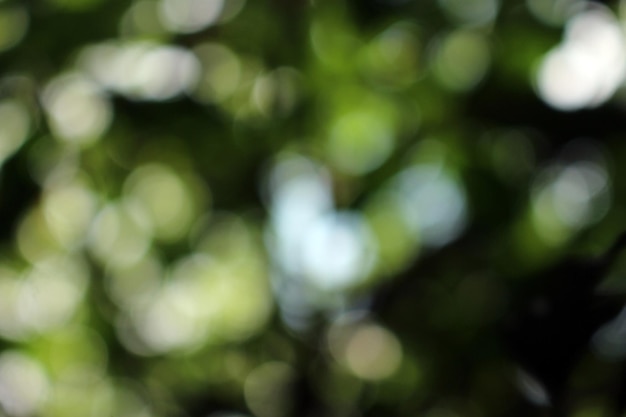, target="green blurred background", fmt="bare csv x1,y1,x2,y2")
1,0,626,415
